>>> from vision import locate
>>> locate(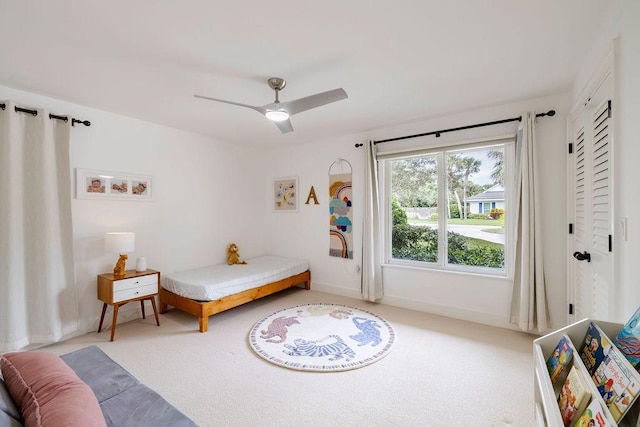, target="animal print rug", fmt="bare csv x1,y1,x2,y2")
248,303,395,371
